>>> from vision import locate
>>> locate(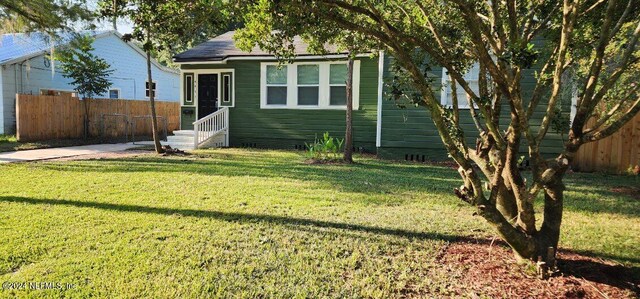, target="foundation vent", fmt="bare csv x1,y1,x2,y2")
405,154,426,162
